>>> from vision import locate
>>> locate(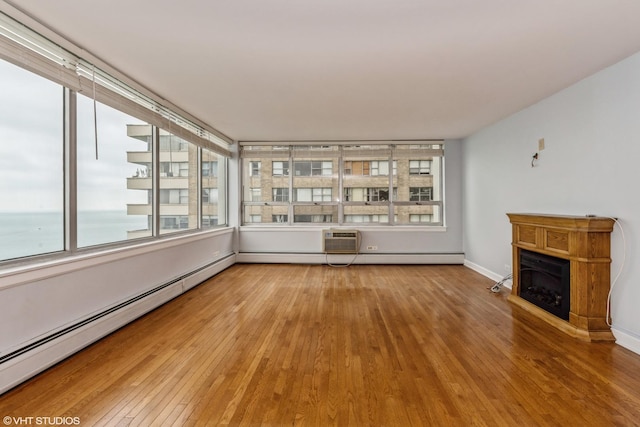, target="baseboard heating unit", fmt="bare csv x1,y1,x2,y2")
0,254,235,395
